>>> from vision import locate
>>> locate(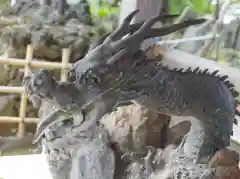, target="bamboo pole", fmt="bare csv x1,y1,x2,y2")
0,86,24,93
3,47,10,70
17,45,33,137
61,48,71,82
0,57,72,69
0,117,38,123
